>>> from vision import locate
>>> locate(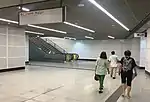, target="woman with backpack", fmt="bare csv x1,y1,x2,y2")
119,50,137,98
95,51,110,93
